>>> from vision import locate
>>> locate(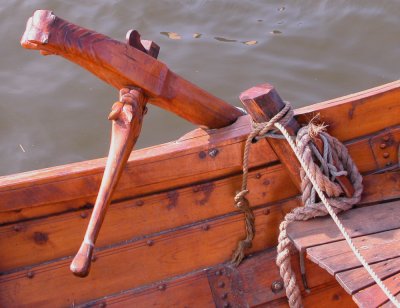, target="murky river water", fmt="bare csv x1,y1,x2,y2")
0,0,399,175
